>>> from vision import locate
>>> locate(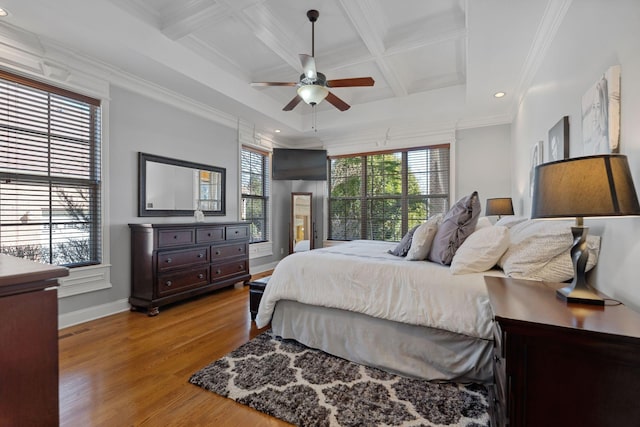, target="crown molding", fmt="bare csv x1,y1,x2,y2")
509,0,573,118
